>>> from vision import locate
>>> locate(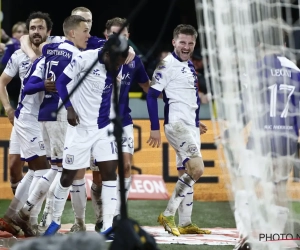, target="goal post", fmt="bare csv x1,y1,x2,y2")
195,0,300,249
